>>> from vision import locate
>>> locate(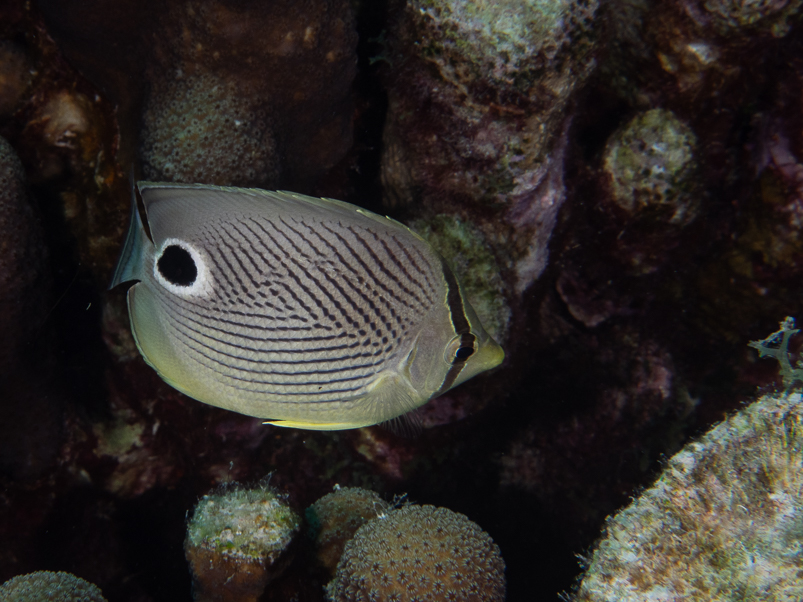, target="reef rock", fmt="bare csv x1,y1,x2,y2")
381,0,599,294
